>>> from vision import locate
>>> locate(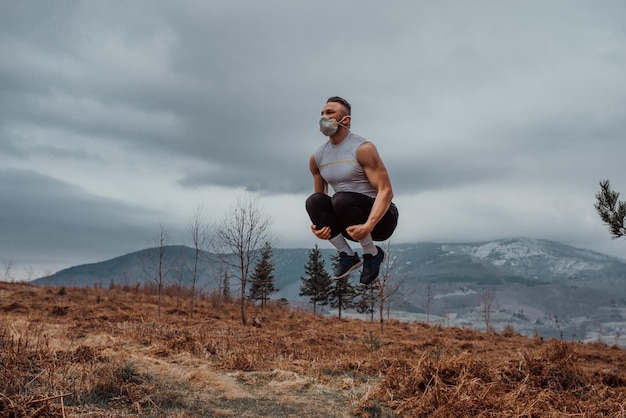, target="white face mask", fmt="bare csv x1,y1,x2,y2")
319,115,348,136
